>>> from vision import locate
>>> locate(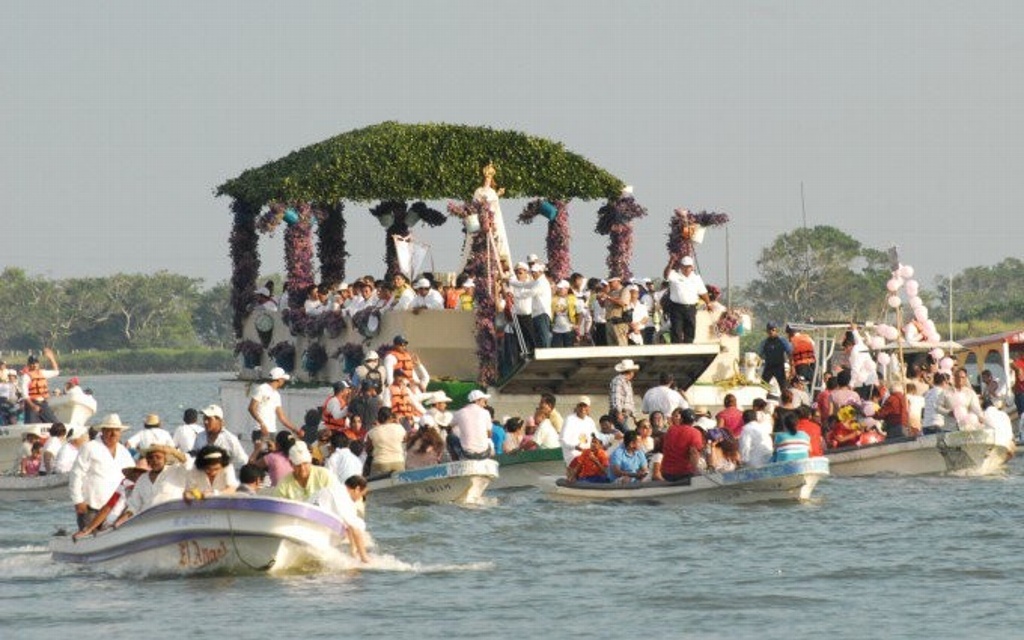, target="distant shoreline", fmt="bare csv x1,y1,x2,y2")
4,348,235,375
